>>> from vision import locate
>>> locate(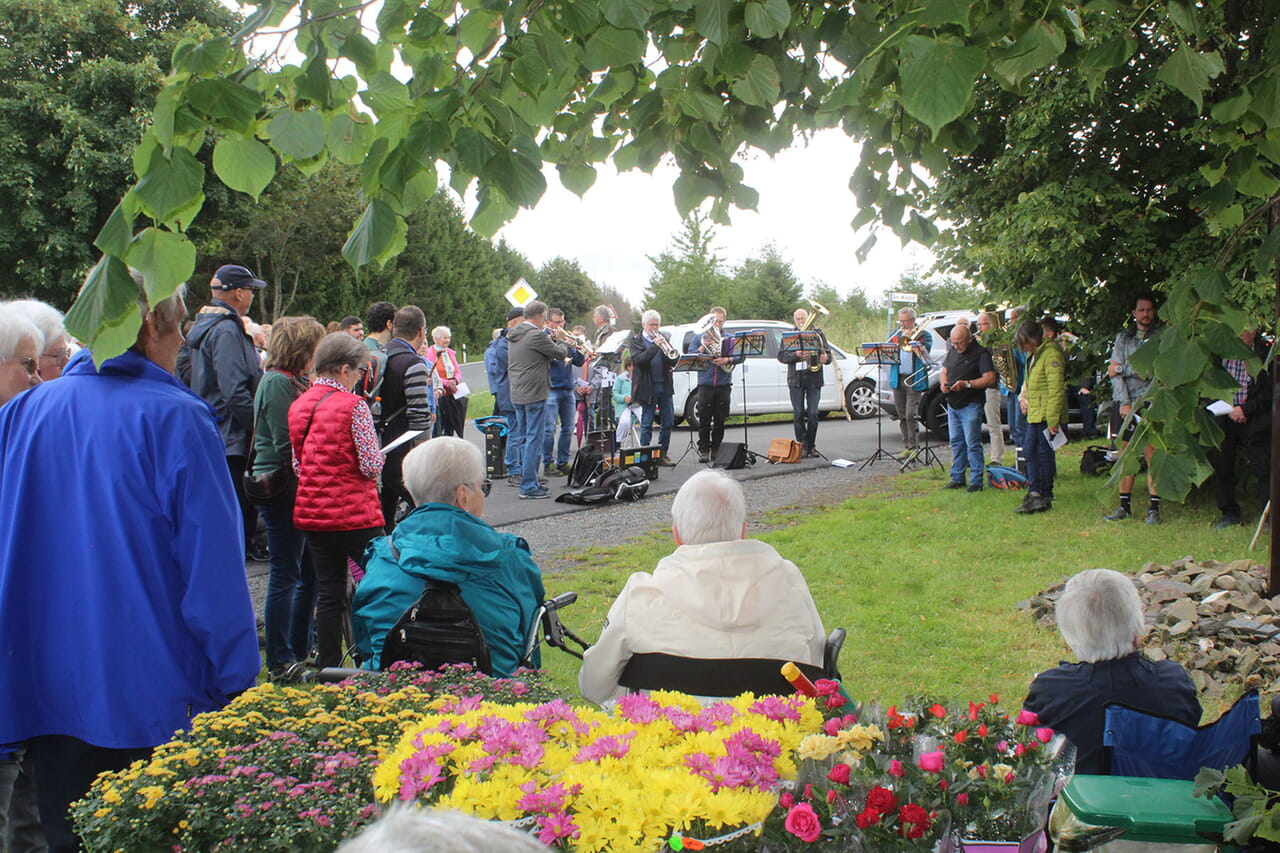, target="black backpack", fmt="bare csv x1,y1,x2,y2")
567,444,605,488
1080,444,1113,477
379,578,491,674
